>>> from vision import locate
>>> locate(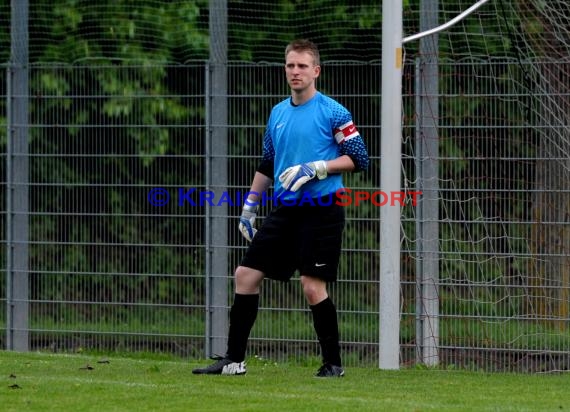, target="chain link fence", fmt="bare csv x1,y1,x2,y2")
1,59,569,372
